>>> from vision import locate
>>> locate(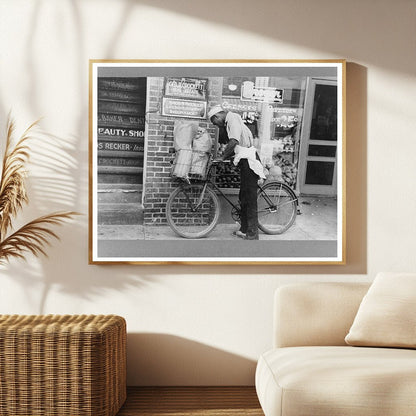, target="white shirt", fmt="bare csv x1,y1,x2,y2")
225,112,253,148
225,112,265,179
